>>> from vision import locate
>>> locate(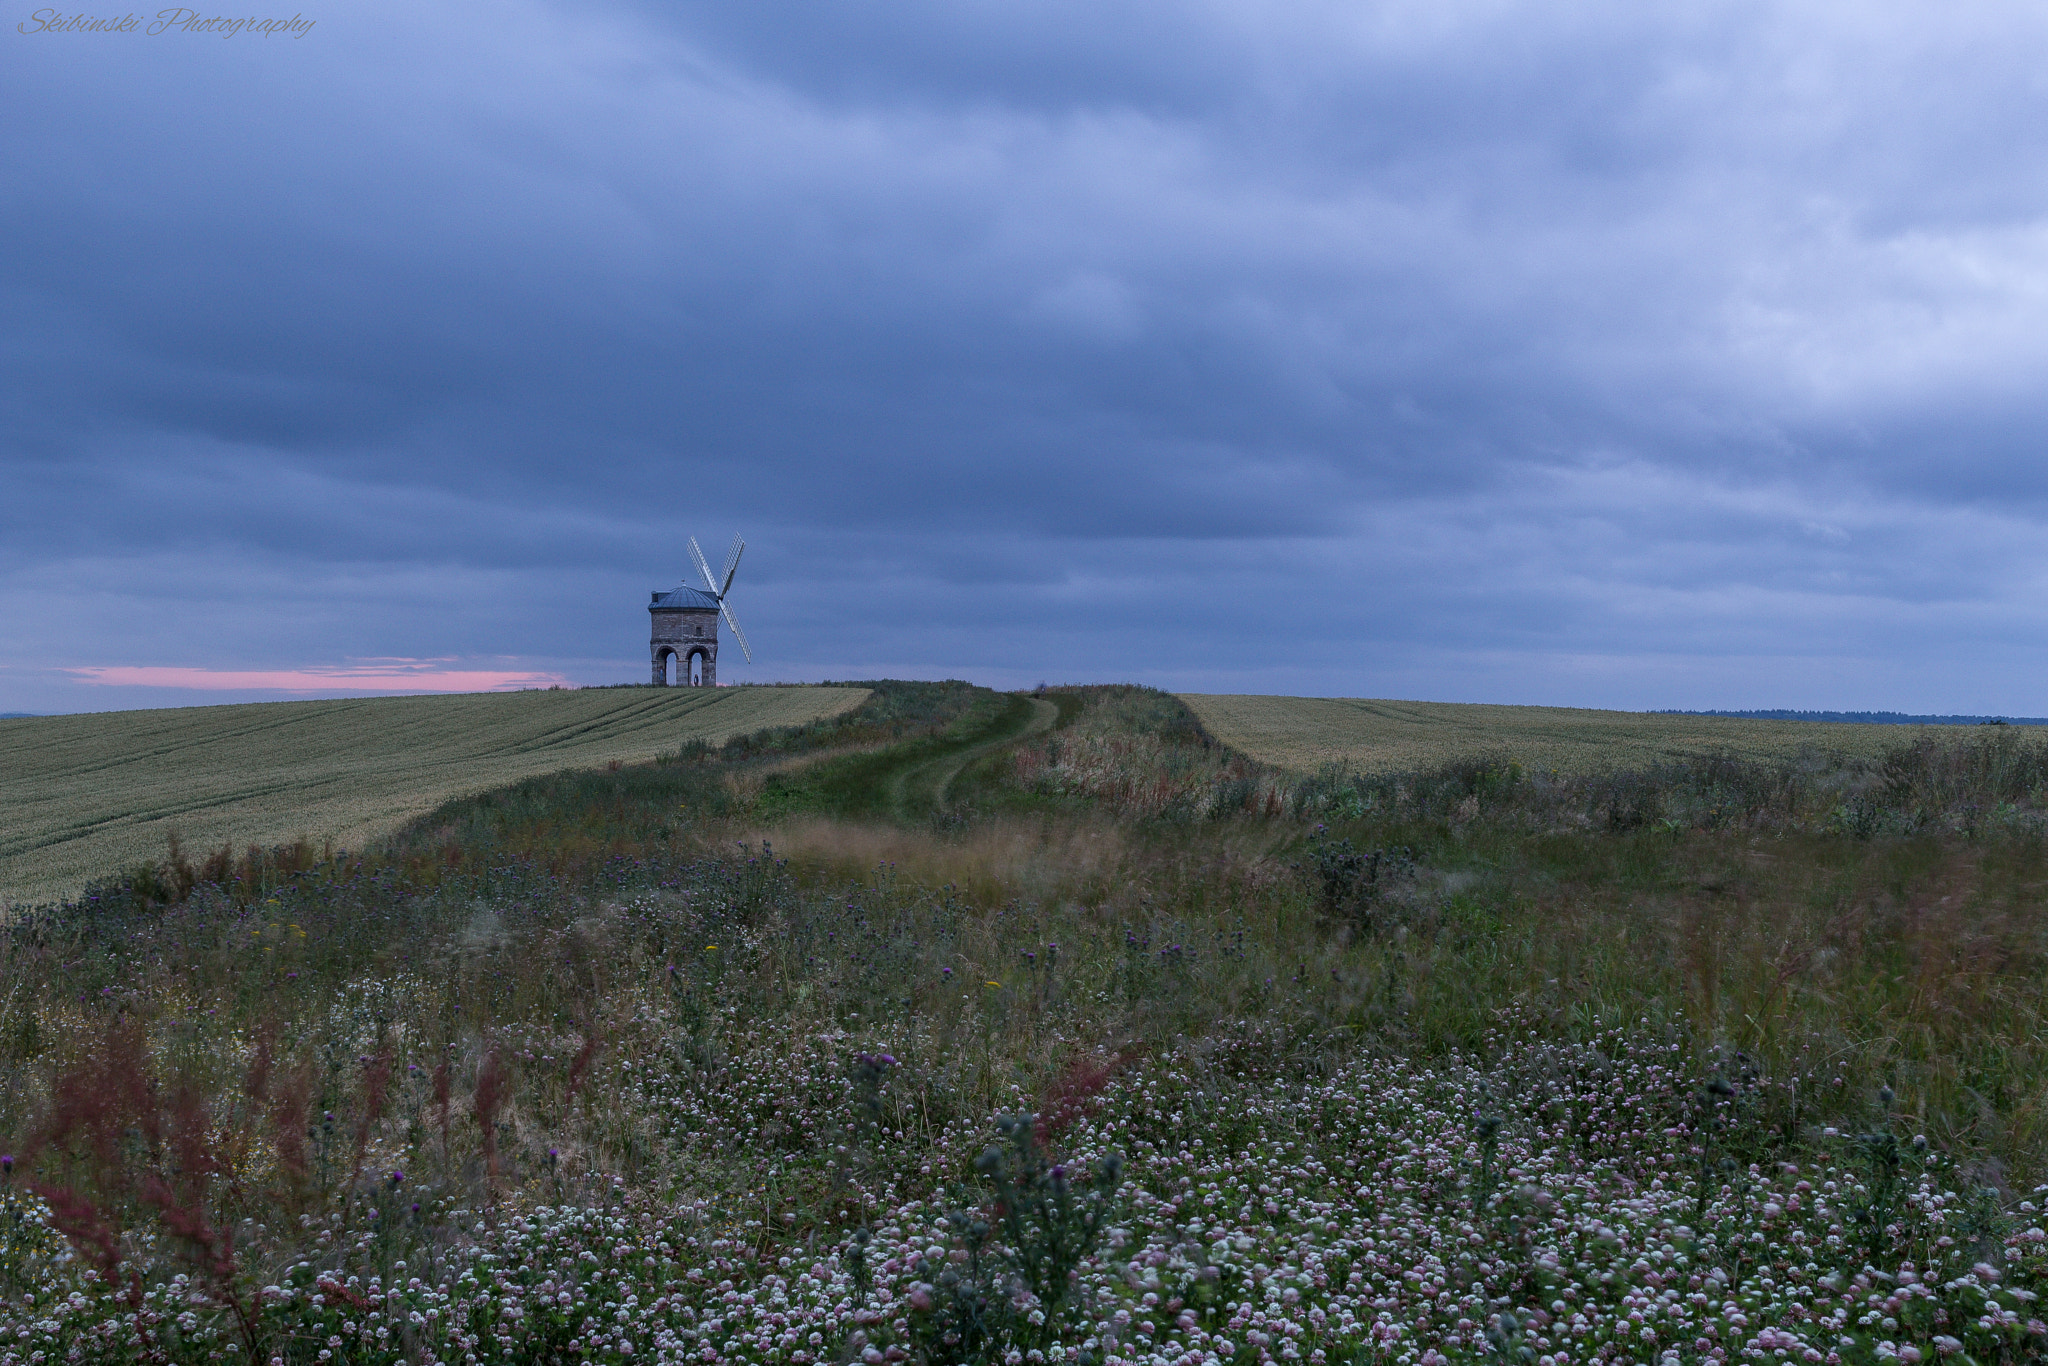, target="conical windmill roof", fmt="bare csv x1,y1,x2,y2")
650,585,720,611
